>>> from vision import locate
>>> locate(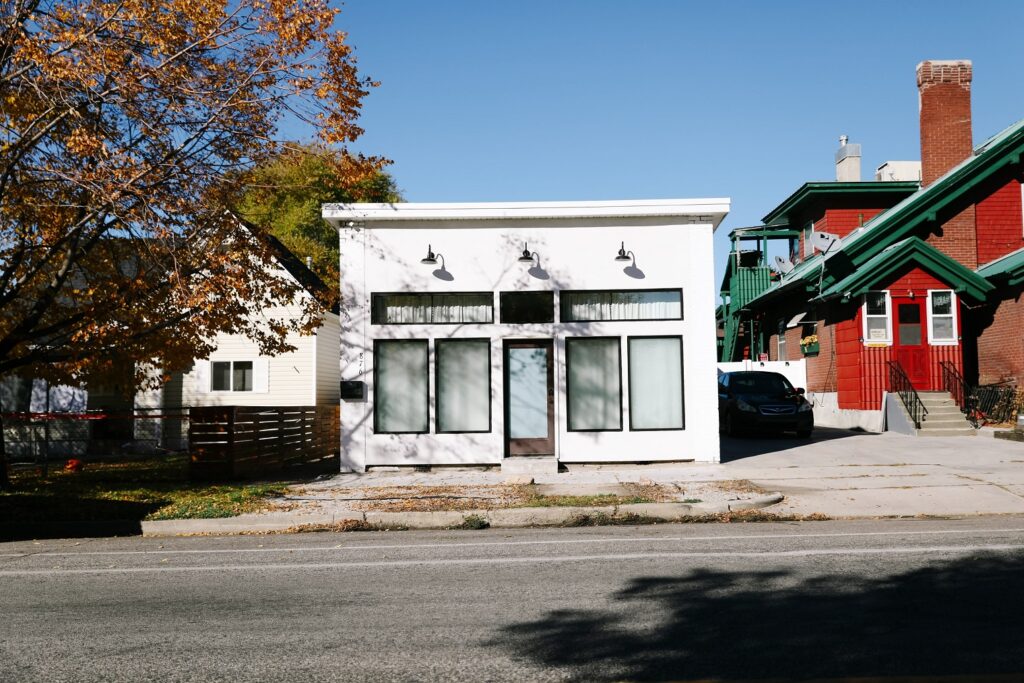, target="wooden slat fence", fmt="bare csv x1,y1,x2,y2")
189,405,339,481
